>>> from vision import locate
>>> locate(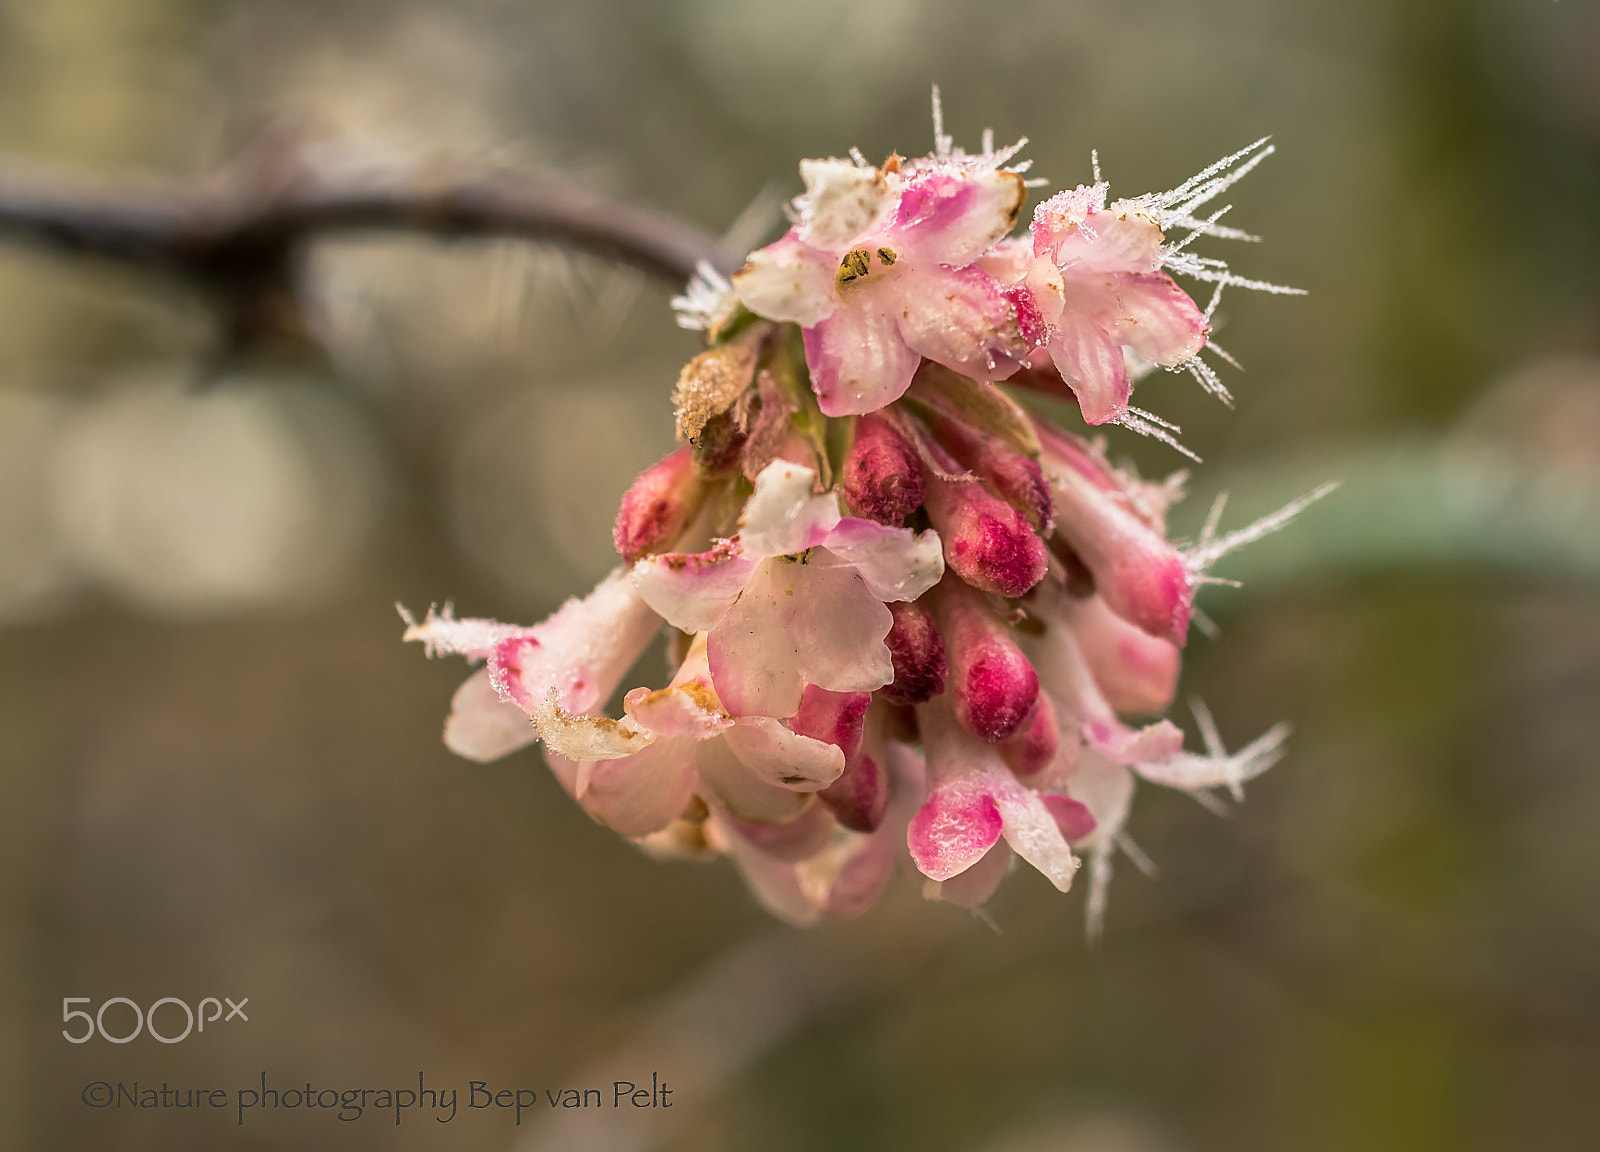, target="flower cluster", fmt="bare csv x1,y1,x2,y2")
405,104,1325,932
